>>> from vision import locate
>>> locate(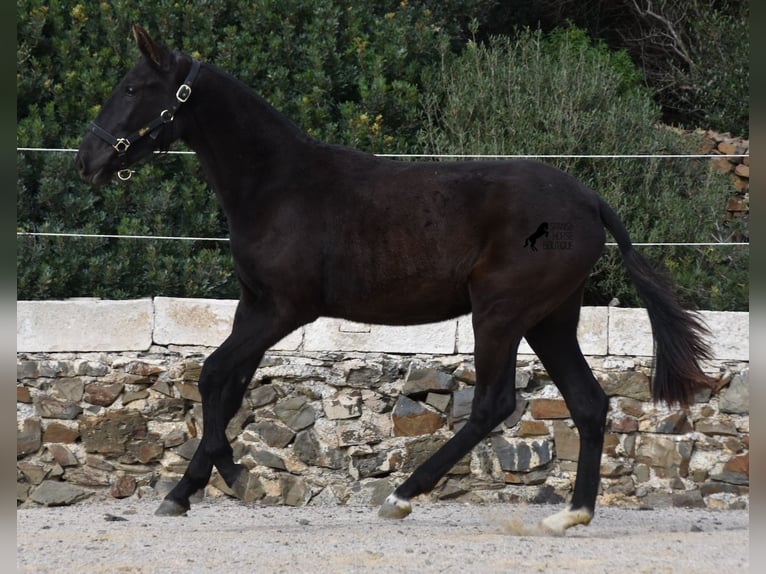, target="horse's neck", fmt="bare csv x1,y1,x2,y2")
181,63,310,204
